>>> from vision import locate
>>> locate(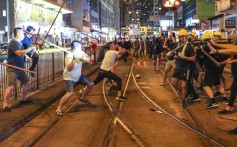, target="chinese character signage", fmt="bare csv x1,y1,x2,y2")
162,0,181,7
225,20,236,28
